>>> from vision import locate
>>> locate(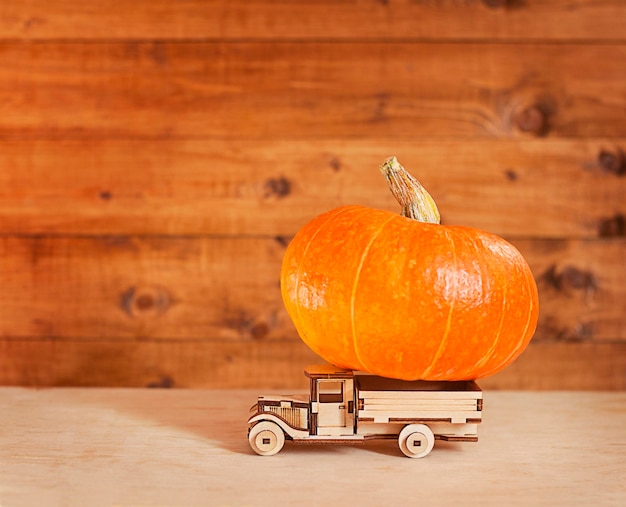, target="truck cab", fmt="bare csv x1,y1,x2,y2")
308,365,355,436
248,364,482,458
